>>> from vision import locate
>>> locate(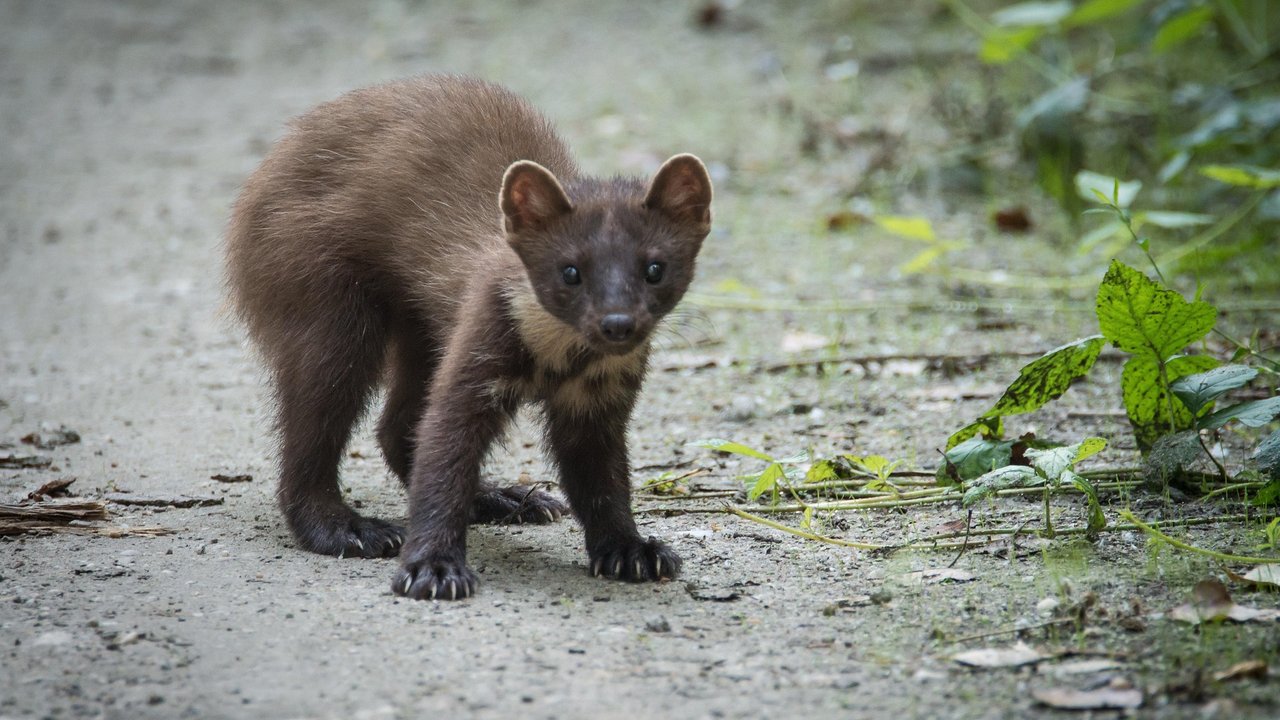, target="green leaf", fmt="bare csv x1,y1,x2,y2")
1137,210,1215,229
980,26,1044,64
1096,260,1217,360
945,416,1004,450
1200,165,1280,189
1075,171,1141,208
984,336,1107,418
689,438,774,463
805,459,844,484
992,1,1073,26
945,337,1103,450
1159,151,1191,183
1121,355,1220,451
962,465,1042,507
1170,365,1258,415
1153,5,1215,53
1065,470,1107,533
1257,478,1280,507
1253,430,1280,481
900,242,965,274
1064,0,1144,27
1198,396,1280,430
874,215,936,242
1077,219,1126,255
1025,437,1107,482
1017,77,1089,132
939,436,1018,484
1073,437,1108,463
747,463,786,501
854,455,899,479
